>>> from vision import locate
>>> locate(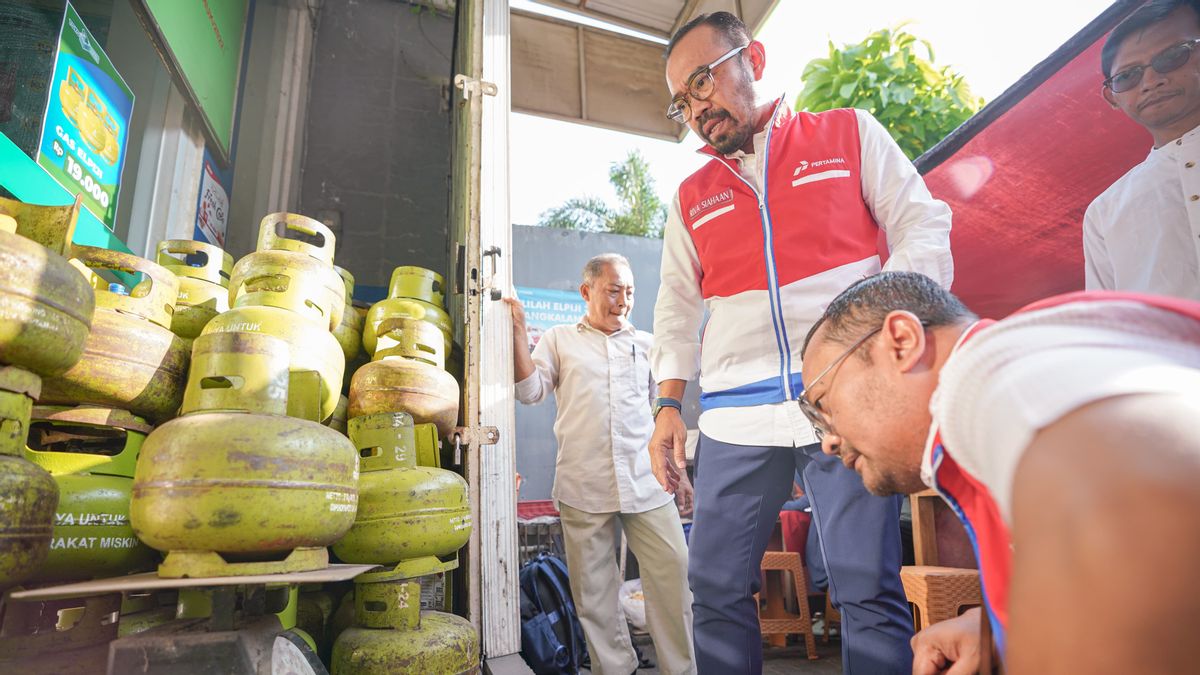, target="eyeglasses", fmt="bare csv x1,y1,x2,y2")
797,327,883,441
1104,38,1200,93
666,44,749,124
